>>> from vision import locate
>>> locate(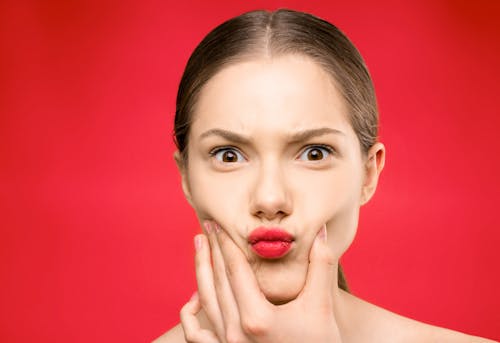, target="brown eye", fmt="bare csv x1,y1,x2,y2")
213,148,244,163
299,146,332,161
307,148,323,160
222,151,237,162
